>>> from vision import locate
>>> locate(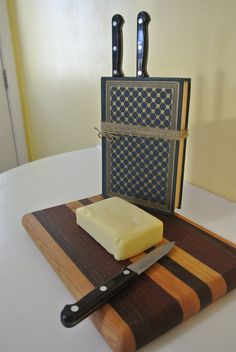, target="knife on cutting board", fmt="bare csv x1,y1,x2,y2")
61,241,175,327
